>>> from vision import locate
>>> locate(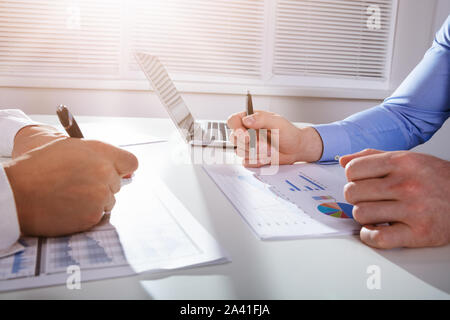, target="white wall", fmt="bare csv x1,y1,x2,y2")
0,0,448,159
